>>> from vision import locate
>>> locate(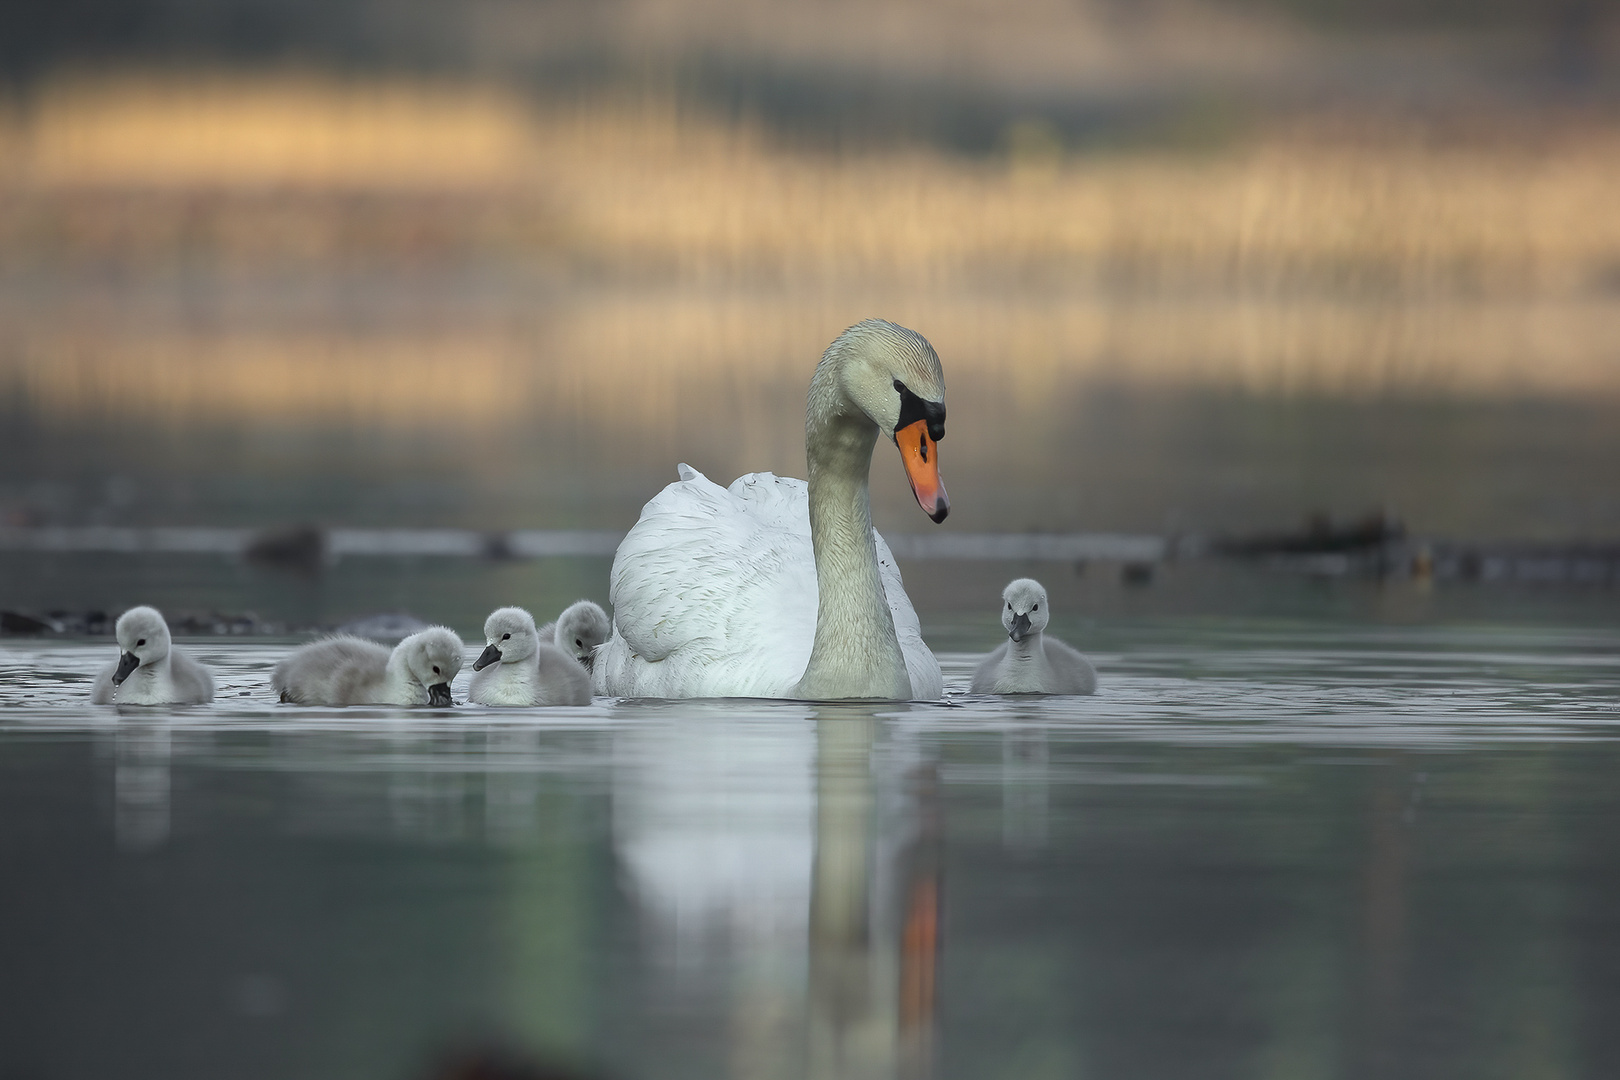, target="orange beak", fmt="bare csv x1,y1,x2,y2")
896,419,949,523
